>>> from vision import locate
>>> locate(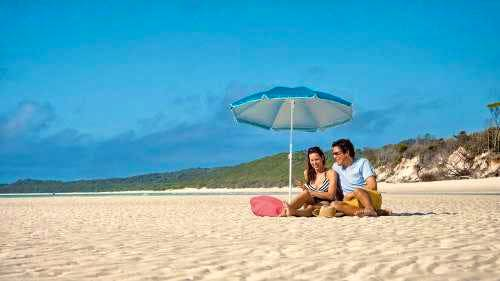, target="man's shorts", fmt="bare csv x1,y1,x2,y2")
344,188,382,210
